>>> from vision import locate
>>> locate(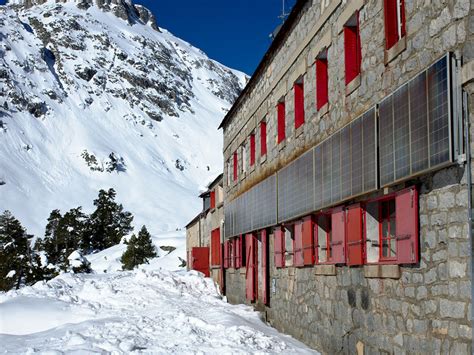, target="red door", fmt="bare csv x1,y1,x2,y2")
261,230,268,305
191,247,210,277
246,233,257,301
